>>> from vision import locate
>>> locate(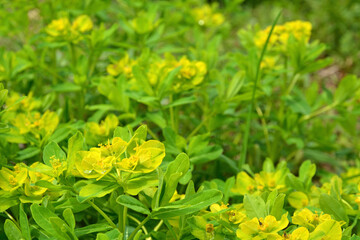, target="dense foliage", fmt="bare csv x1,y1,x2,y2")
0,0,360,239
